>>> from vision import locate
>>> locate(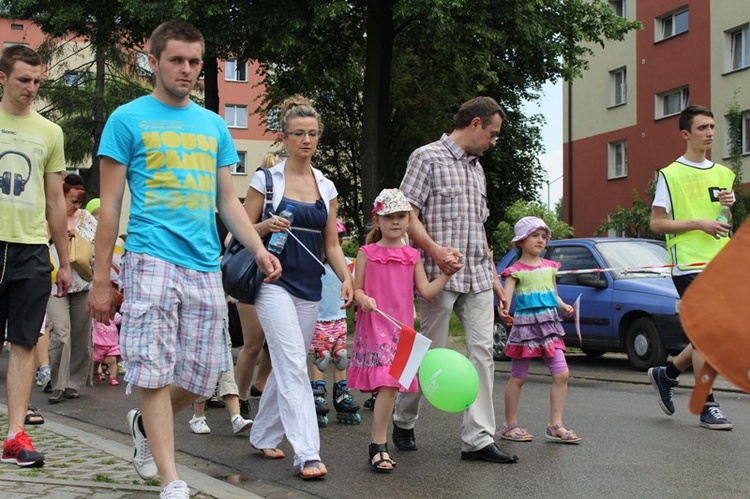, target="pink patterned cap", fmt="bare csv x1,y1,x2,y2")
372,188,412,215
511,216,551,245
